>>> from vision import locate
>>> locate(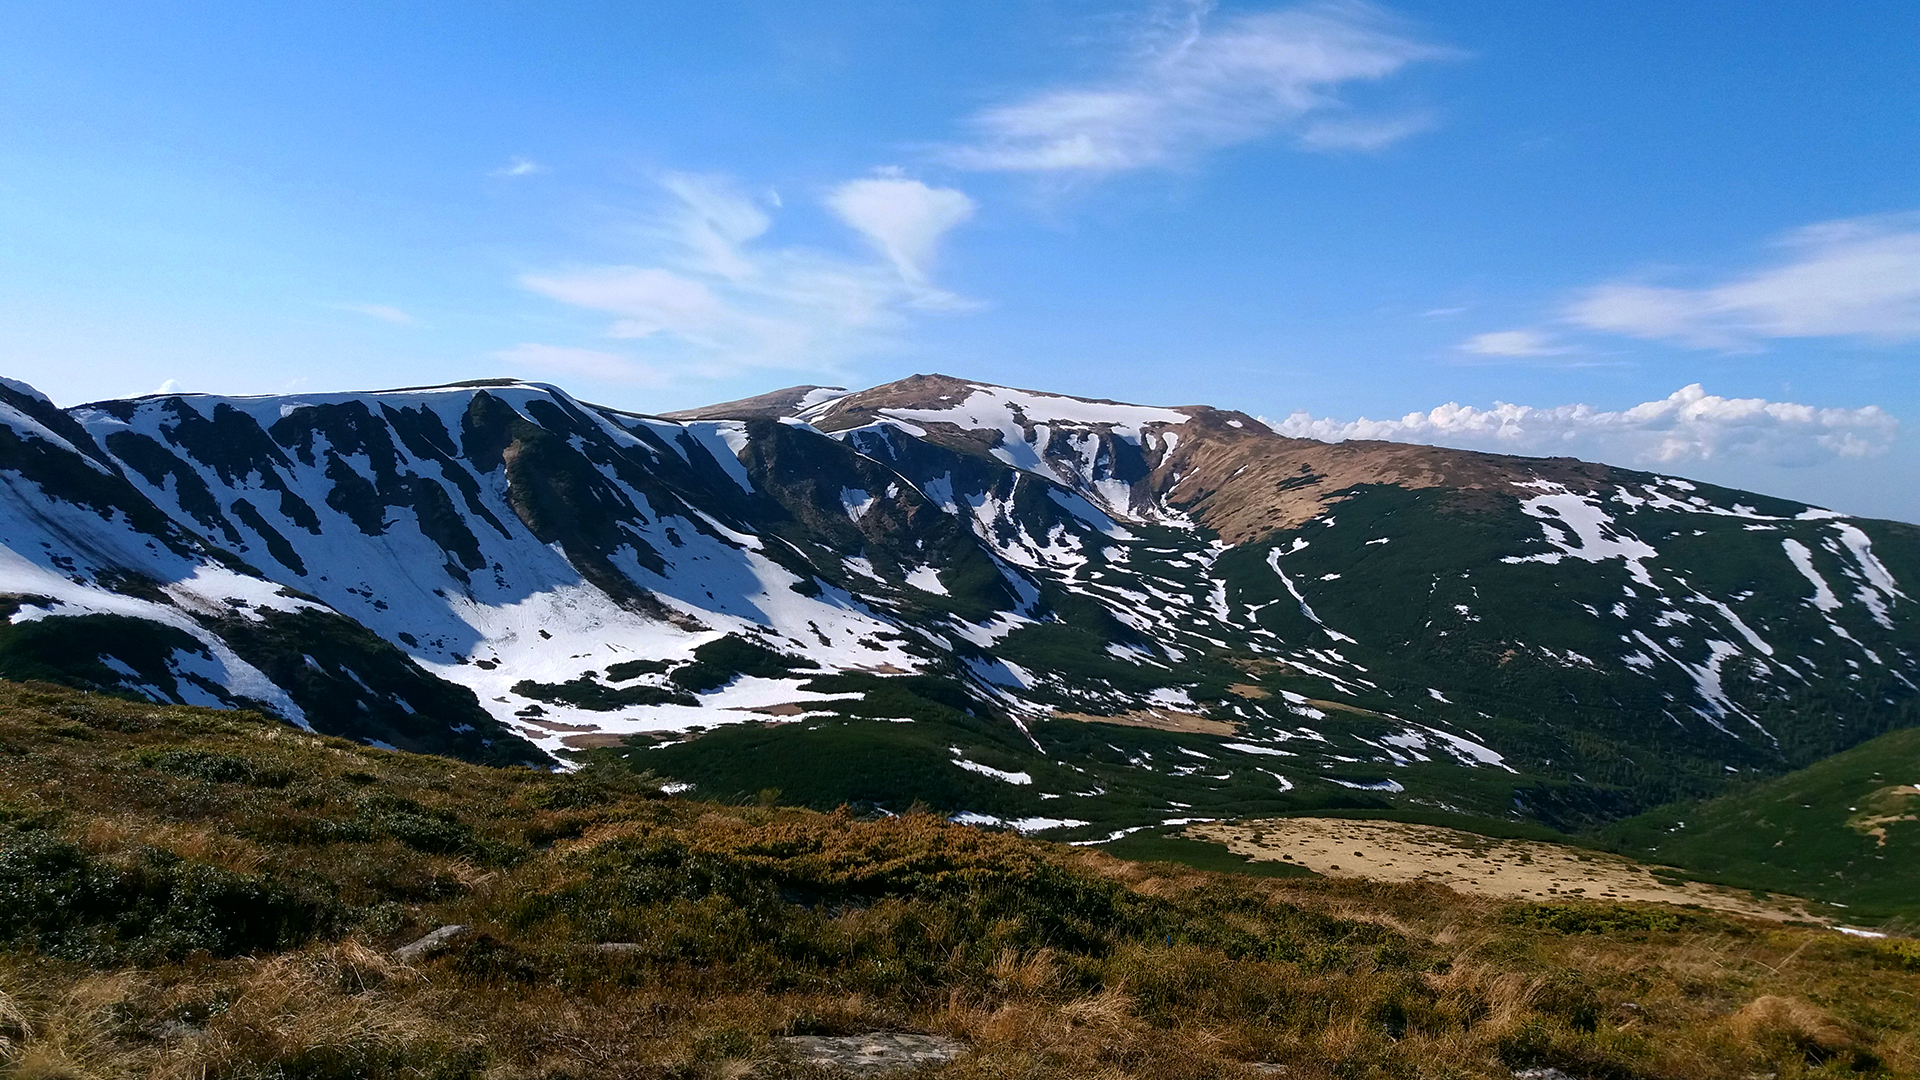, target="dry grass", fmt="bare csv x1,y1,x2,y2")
0,680,1916,1080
